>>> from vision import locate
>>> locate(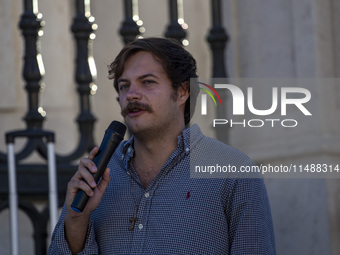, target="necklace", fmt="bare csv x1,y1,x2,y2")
128,165,139,231
129,207,139,231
